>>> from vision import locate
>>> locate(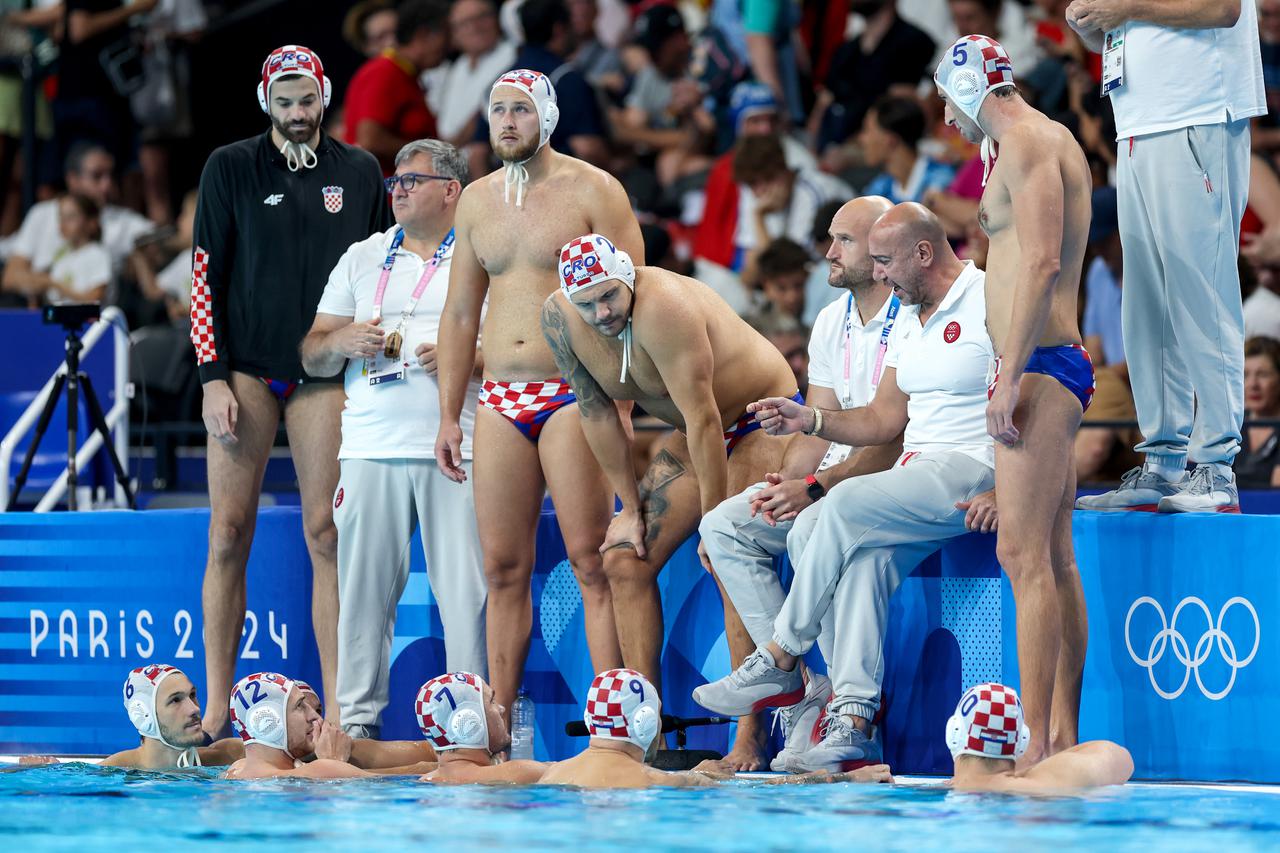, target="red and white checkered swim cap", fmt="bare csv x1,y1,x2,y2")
945,682,1031,761
934,35,1015,126
123,664,186,745
229,672,298,751
257,44,332,113
559,234,635,298
583,669,662,751
415,672,490,752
